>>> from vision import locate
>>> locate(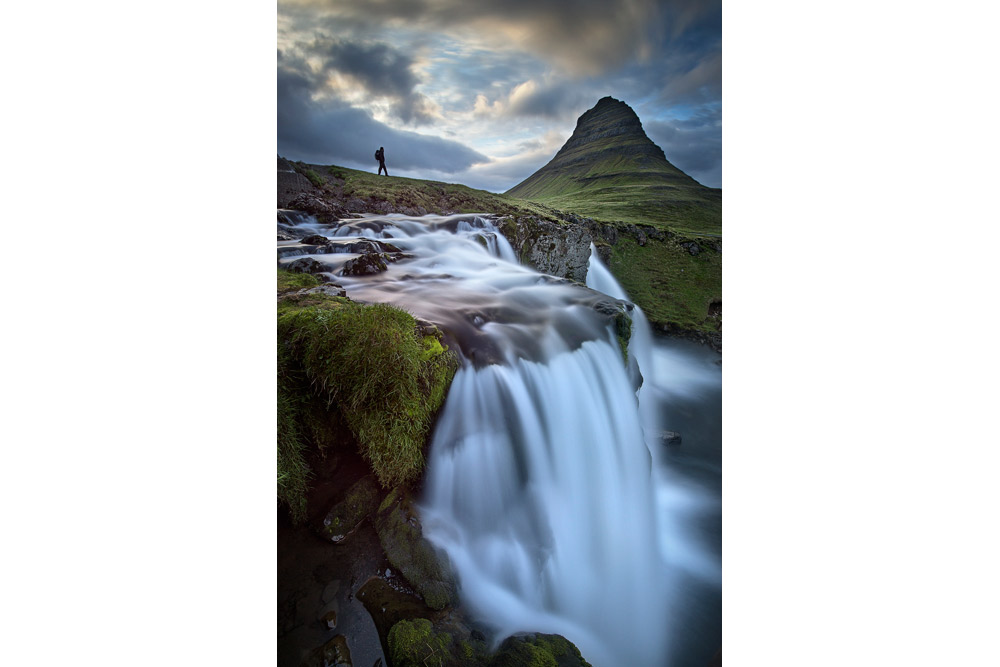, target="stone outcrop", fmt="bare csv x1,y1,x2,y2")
375,487,457,611
341,253,389,276
277,156,315,208
497,215,593,283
